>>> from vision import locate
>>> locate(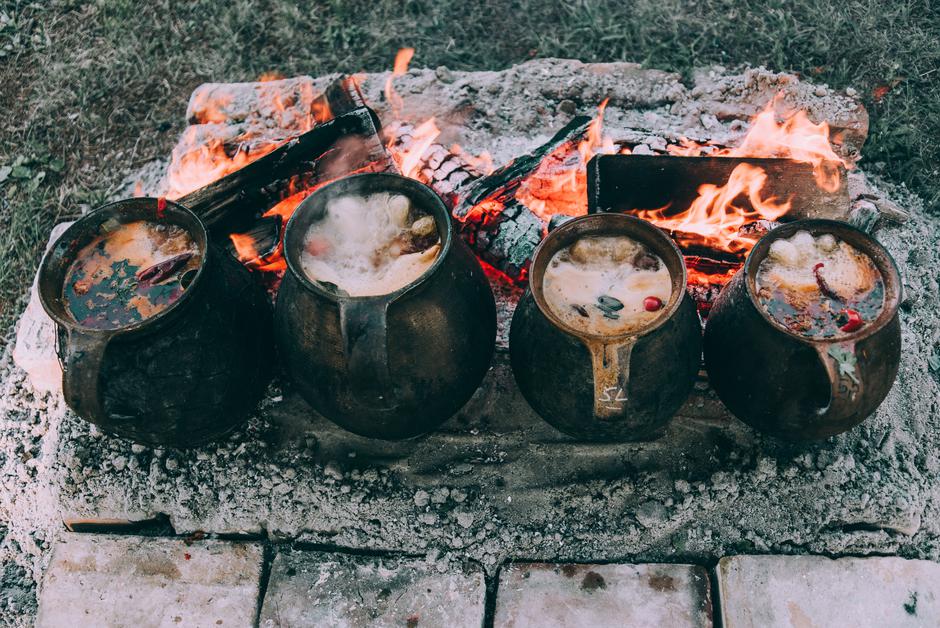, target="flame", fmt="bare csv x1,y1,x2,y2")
389,118,441,179
384,47,414,117
229,232,287,273
635,163,791,255
629,96,847,271
514,99,616,222
165,126,262,199
671,98,849,191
